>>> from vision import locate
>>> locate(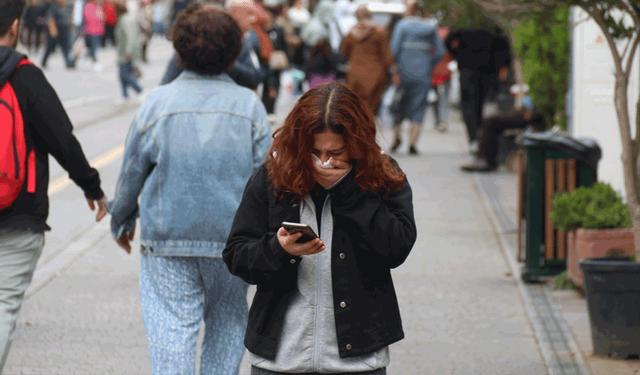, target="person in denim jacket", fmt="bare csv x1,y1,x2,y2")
107,4,271,374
